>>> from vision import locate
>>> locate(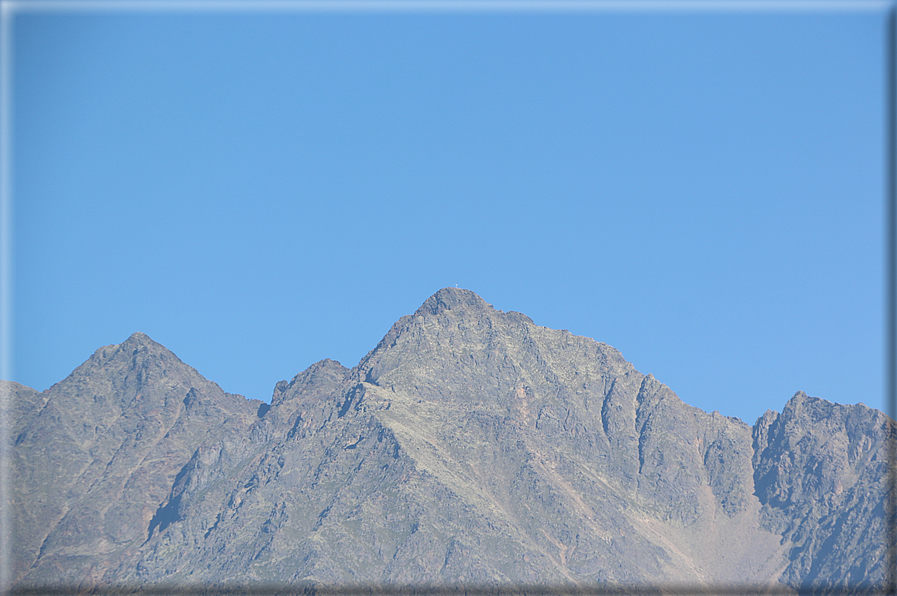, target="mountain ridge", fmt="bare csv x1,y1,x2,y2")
3,287,890,593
